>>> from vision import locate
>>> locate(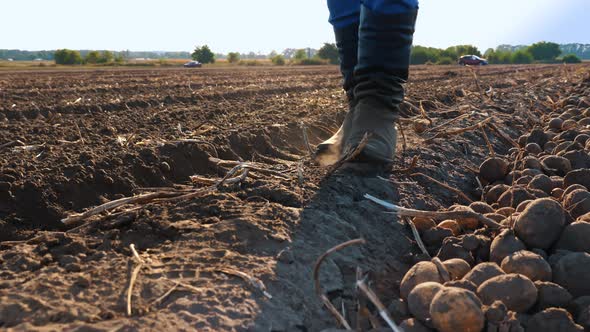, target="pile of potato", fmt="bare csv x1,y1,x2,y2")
395,92,590,331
